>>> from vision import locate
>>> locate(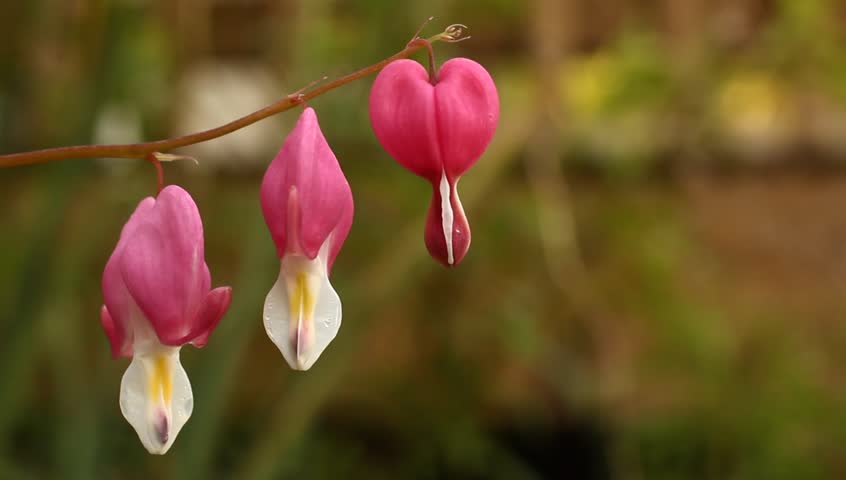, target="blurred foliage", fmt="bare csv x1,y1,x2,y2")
3,0,846,479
